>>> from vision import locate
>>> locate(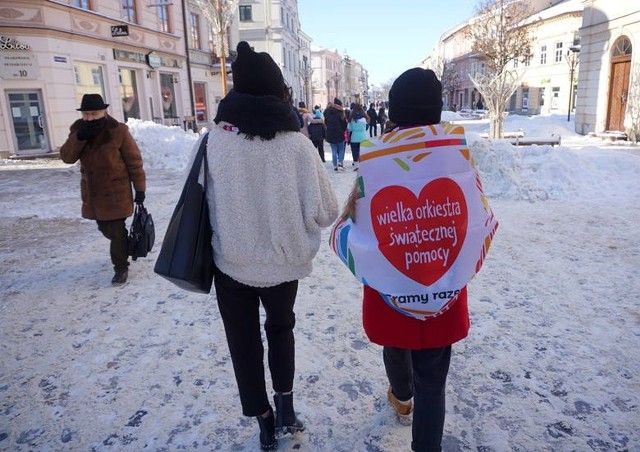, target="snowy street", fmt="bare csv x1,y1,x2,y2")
1,114,639,451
